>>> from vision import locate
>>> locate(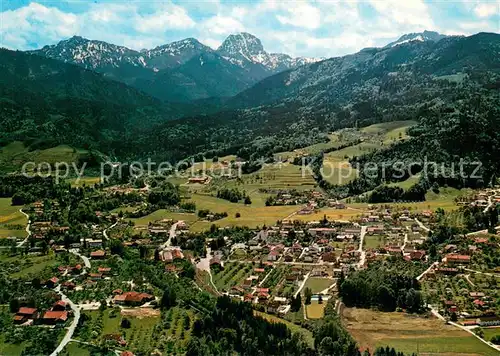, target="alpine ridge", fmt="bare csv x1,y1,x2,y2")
30,33,320,102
